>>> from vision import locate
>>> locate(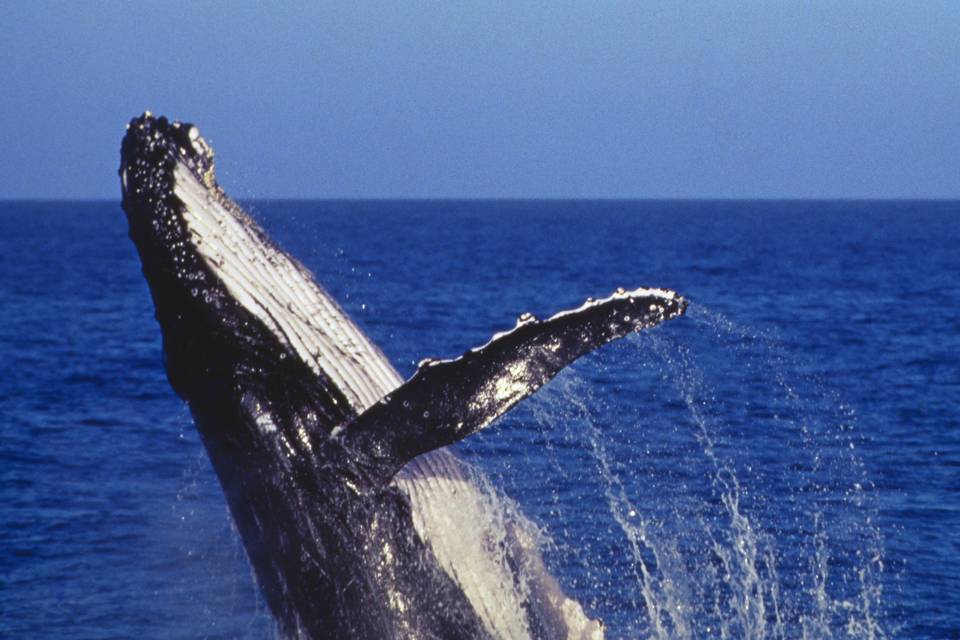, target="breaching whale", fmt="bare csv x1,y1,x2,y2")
119,112,687,639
